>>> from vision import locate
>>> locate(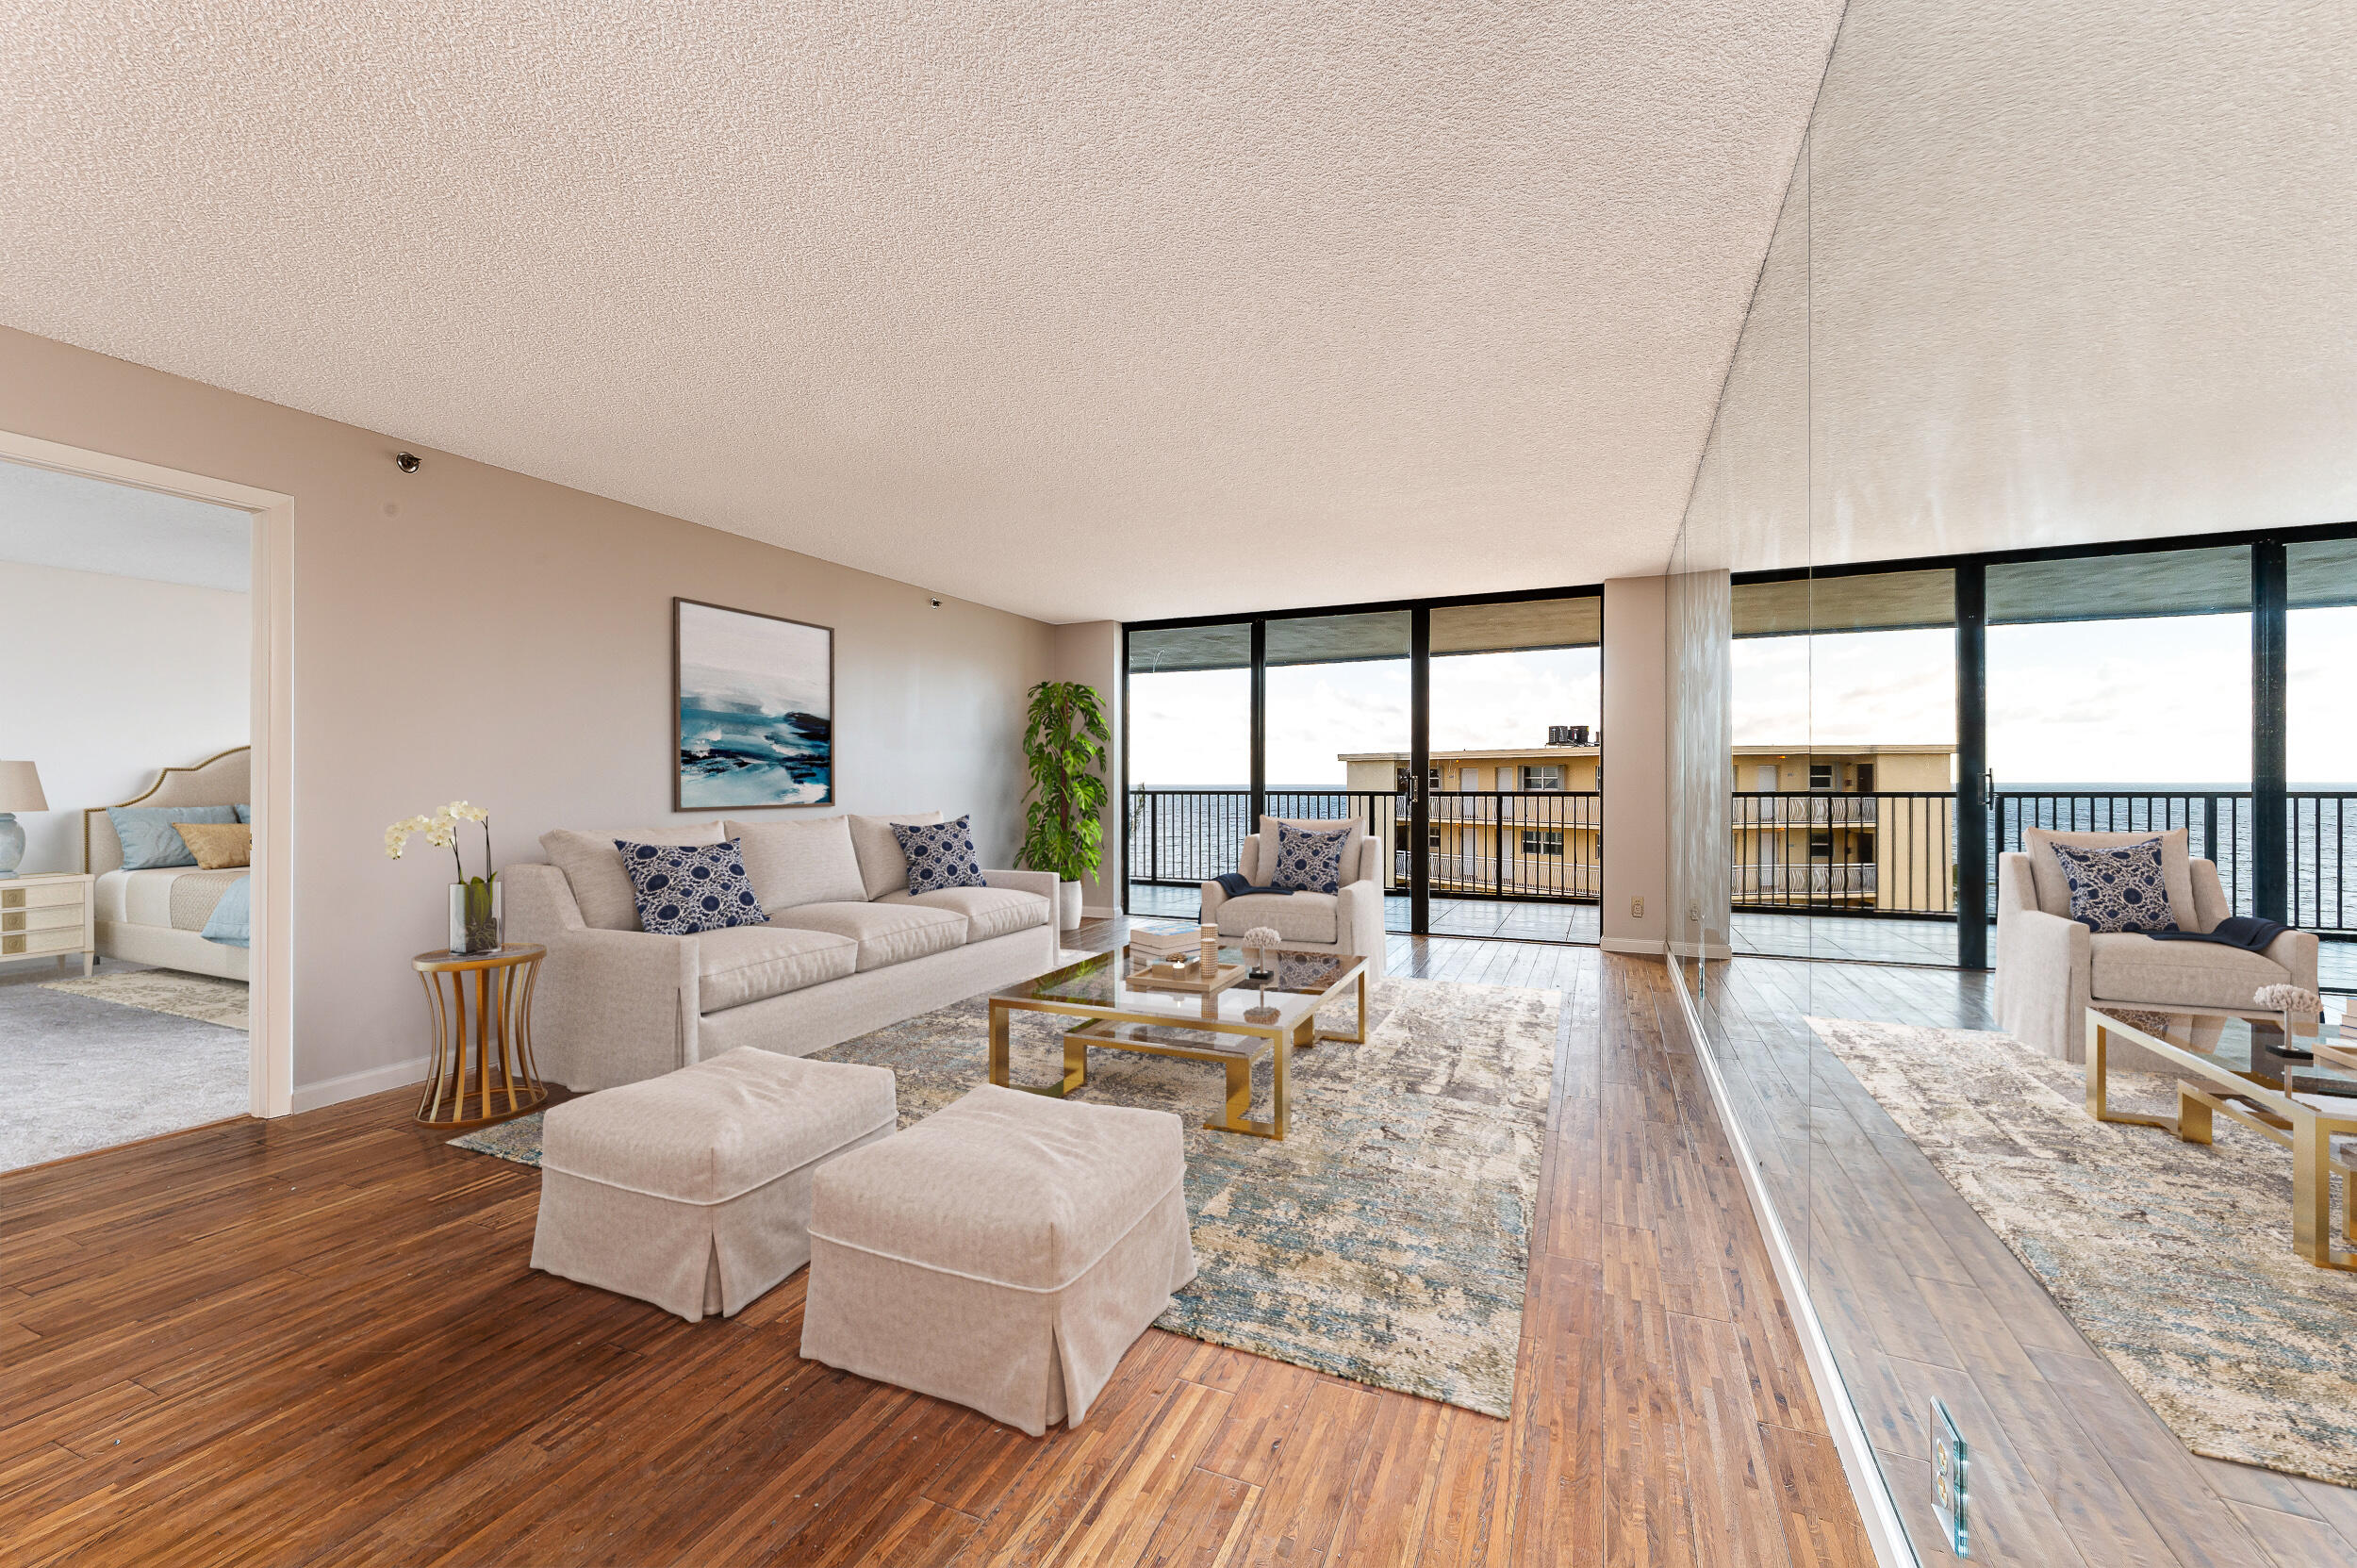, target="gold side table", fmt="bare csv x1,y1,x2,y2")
413,944,547,1128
